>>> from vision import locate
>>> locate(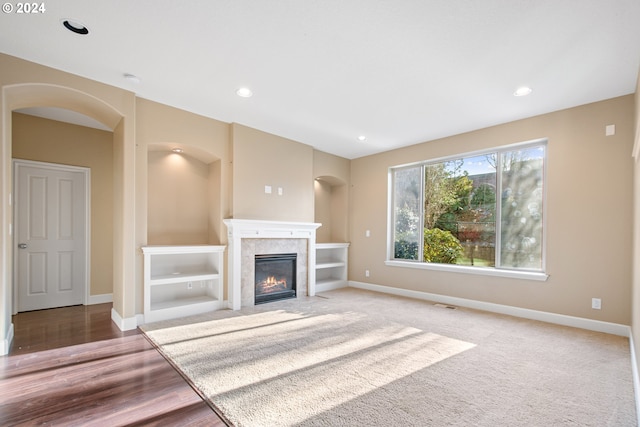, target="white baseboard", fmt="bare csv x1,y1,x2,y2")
348,281,630,337
110,308,138,331
316,281,348,293
0,323,14,356
88,293,113,305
